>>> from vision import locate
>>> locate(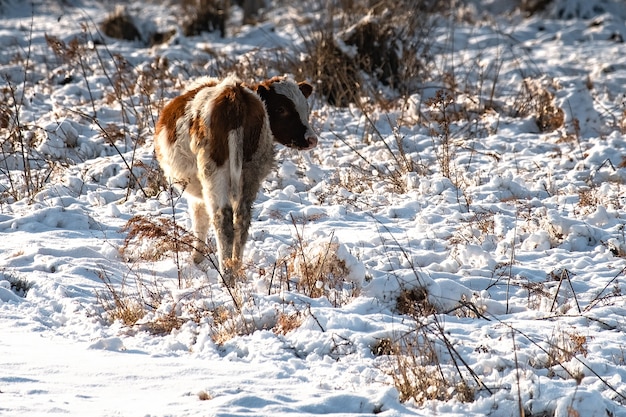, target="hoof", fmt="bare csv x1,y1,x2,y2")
220,258,243,288
221,269,236,288
192,251,206,265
